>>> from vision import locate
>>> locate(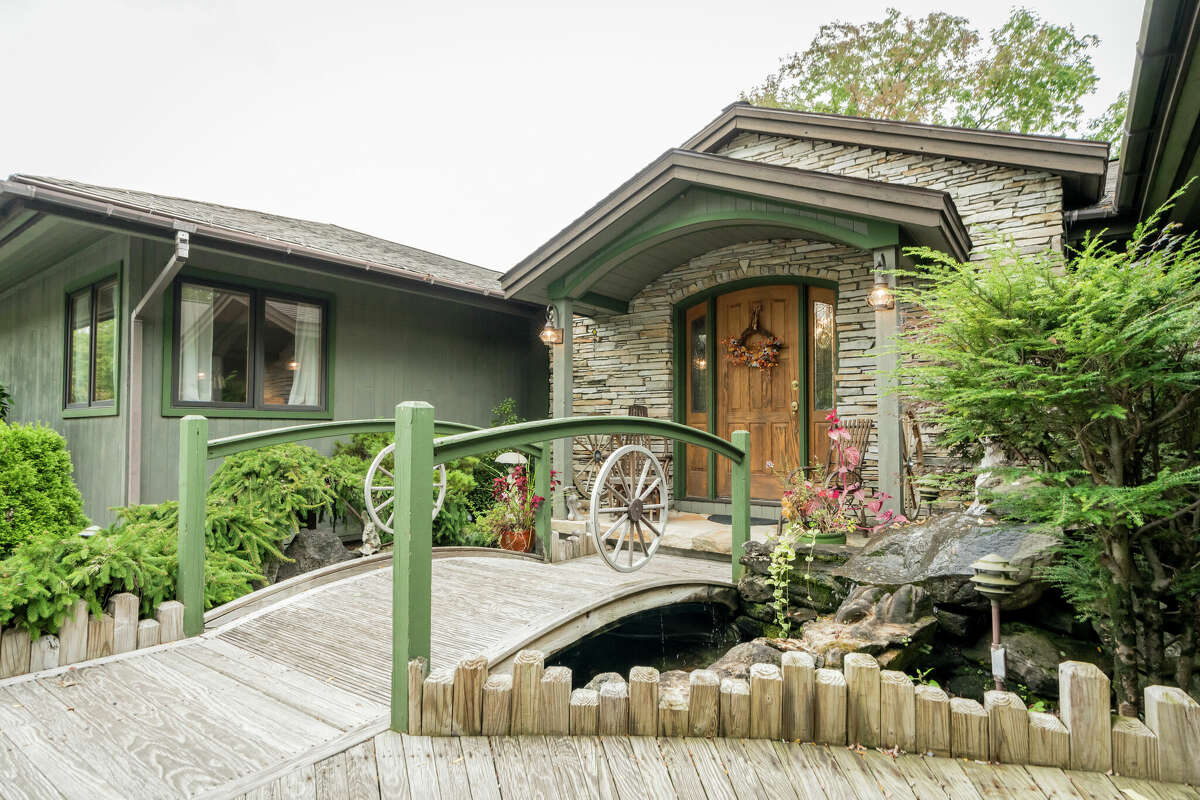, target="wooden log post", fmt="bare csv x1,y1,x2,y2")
749,663,783,740
135,619,160,650
58,599,88,664
1059,661,1111,773
880,670,915,753
720,678,750,738
407,658,428,735
0,628,31,679
730,430,750,583
629,666,660,736
570,689,599,735
540,666,572,735
177,415,208,637
915,684,950,757
107,593,139,654
452,655,488,736
481,674,513,736
598,680,629,735
950,698,988,761
1144,685,1200,785
86,613,114,660
421,669,454,736
1028,711,1069,768
154,600,185,644
984,691,1029,764
390,402,434,733
511,649,545,735
814,668,847,745
659,685,689,737
29,635,59,672
782,651,815,742
688,669,720,737
1111,714,1159,780
843,653,881,747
